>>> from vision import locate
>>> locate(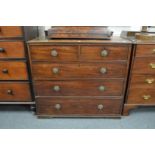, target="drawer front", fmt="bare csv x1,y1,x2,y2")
0,82,31,101
30,45,78,61
34,79,124,96
32,62,127,80
129,75,155,85
0,26,23,38
0,41,25,59
80,45,129,61
132,57,155,75
0,61,28,80
127,86,155,105
136,44,155,57
36,97,122,116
